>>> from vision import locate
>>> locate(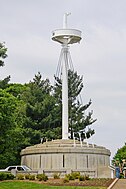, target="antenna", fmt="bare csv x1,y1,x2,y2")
52,13,82,139
63,12,71,28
